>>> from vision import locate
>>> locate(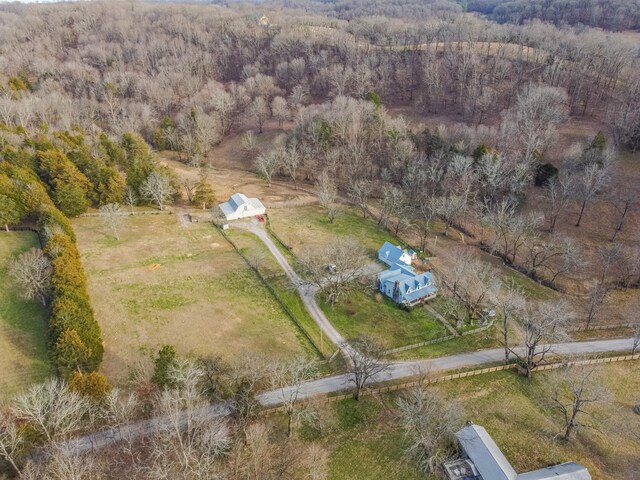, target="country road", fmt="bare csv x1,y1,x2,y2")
62,337,636,456
257,337,637,406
